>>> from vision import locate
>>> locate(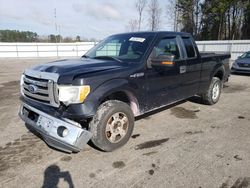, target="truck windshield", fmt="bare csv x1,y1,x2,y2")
84,34,154,63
